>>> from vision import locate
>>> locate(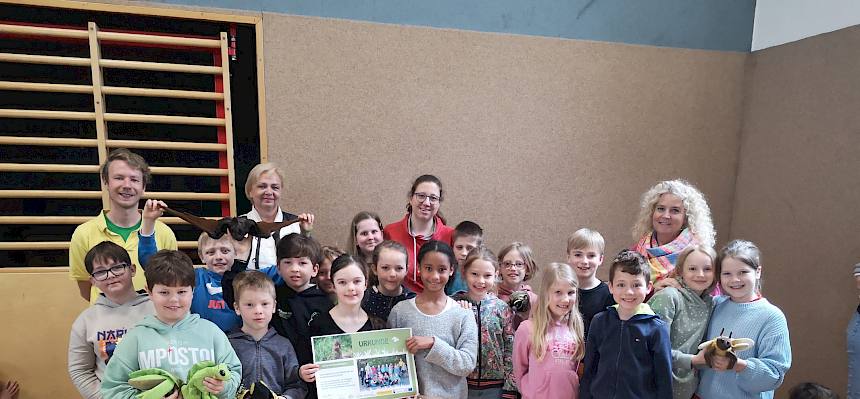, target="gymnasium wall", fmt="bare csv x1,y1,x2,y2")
731,25,860,397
